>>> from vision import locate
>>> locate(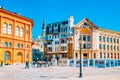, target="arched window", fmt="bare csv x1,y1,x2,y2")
8,24,12,34
20,44,23,49
20,28,23,37
8,42,12,48
3,23,7,33
17,44,20,48
4,41,8,47
4,52,10,60
15,26,19,36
